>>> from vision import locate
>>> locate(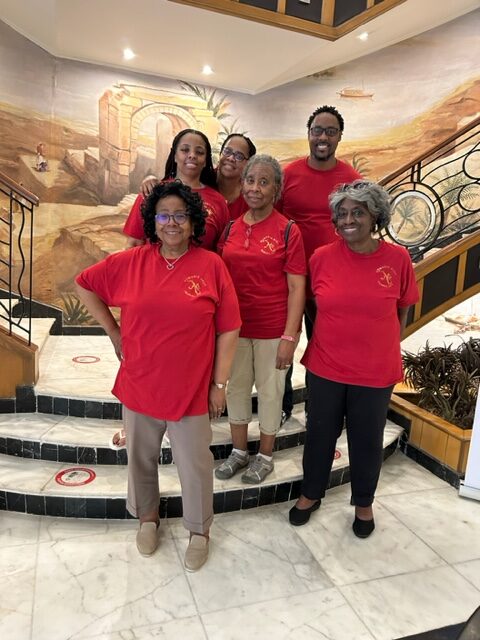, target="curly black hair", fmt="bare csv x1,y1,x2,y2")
220,133,257,159
163,129,217,189
142,181,207,246
306,105,345,132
